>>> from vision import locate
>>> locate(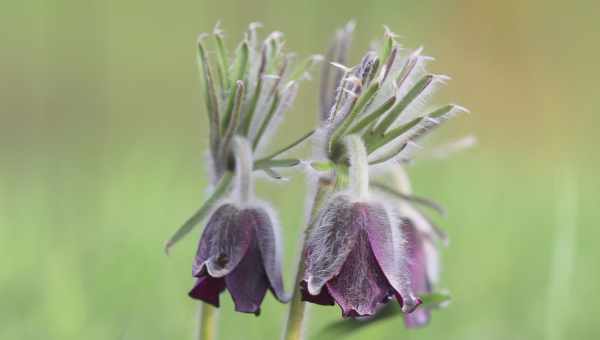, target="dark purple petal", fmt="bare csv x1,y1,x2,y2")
224,228,269,315
401,219,433,327
242,207,290,302
193,204,252,278
362,202,419,312
402,220,431,294
403,202,448,245
404,308,431,328
300,280,335,305
303,195,360,295
188,275,226,307
326,230,393,317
